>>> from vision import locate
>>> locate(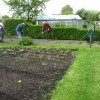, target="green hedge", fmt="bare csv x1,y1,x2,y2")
23,23,42,38
5,19,26,36
4,19,100,41
52,28,87,40
4,19,42,38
